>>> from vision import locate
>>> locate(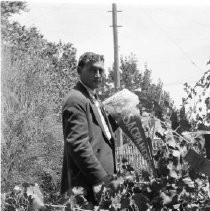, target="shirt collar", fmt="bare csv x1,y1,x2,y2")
79,80,96,99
